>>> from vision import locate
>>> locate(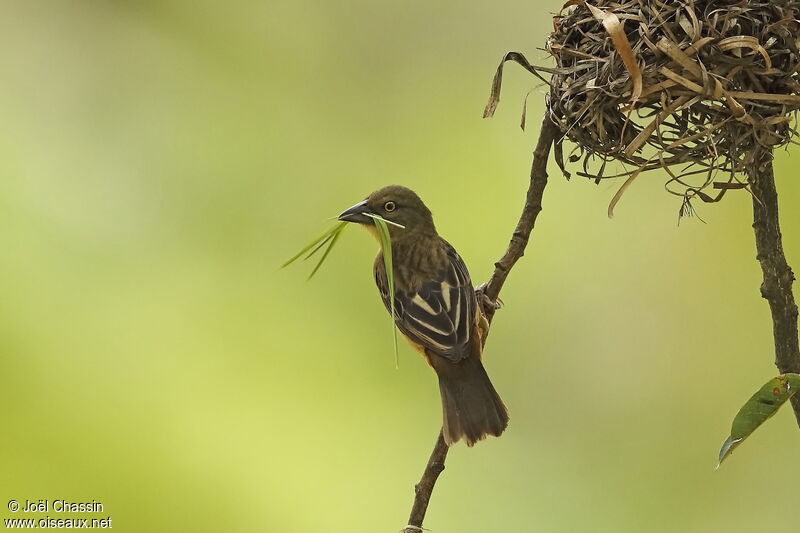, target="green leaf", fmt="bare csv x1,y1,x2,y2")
717,373,800,468
284,213,403,366
302,231,337,262
307,223,346,280
365,216,405,229
364,213,402,368
282,221,348,278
